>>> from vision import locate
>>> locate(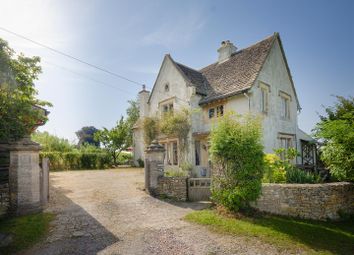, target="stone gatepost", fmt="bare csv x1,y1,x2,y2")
144,140,165,195
8,137,43,215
